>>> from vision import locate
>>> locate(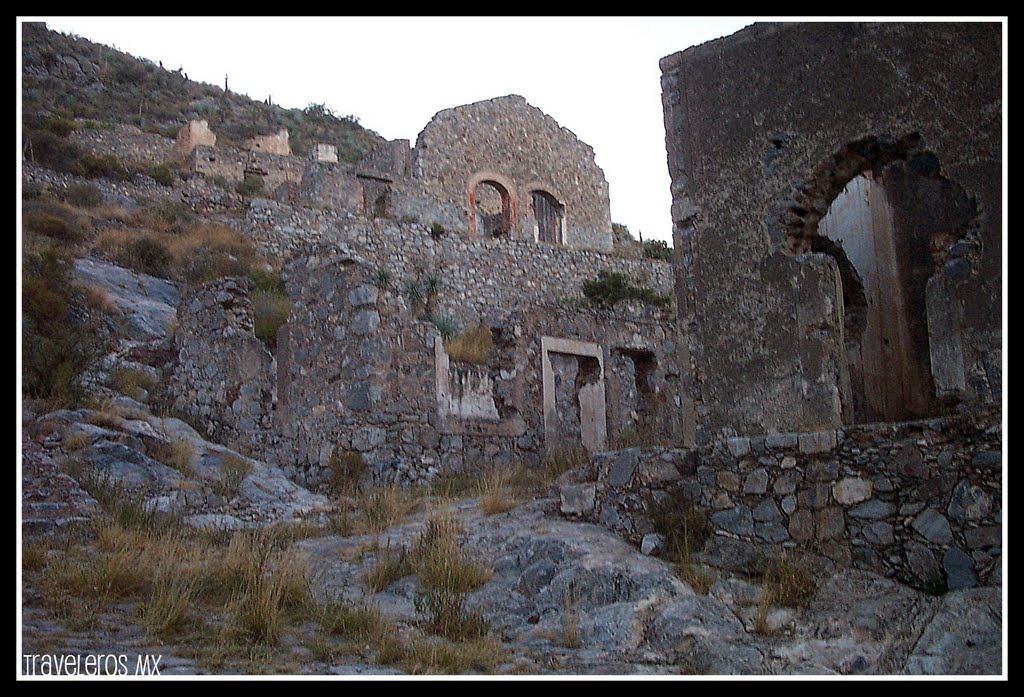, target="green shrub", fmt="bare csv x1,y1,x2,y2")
642,239,672,261
581,270,671,309
23,129,85,172
645,486,710,562
44,115,77,137
23,212,83,243
116,237,172,278
148,163,175,187
235,173,264,197
22,249,104,404
74,152,130,180
430,222,446,239
62,182,103,208
248,269,286,294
